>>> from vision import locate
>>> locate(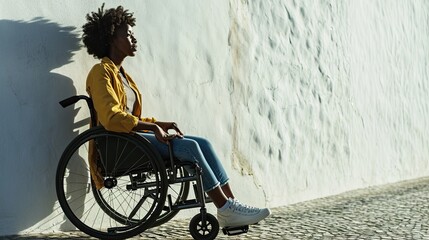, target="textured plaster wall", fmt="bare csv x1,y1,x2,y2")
228,0,429,206
0,0,428,235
